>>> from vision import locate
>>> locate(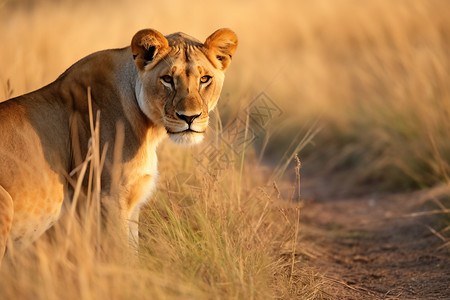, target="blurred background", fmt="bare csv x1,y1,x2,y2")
2,0,450,192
